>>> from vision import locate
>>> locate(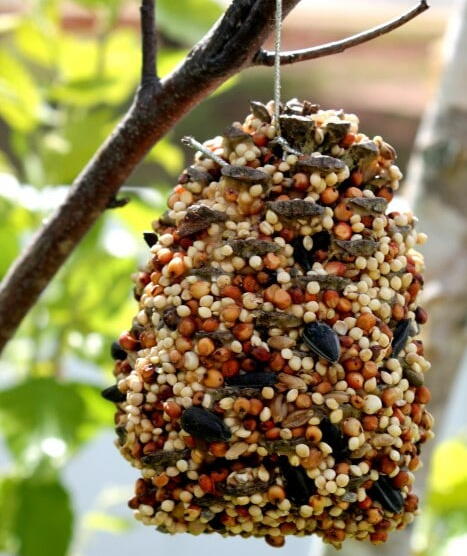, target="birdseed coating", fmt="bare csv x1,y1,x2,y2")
106,99,433,548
